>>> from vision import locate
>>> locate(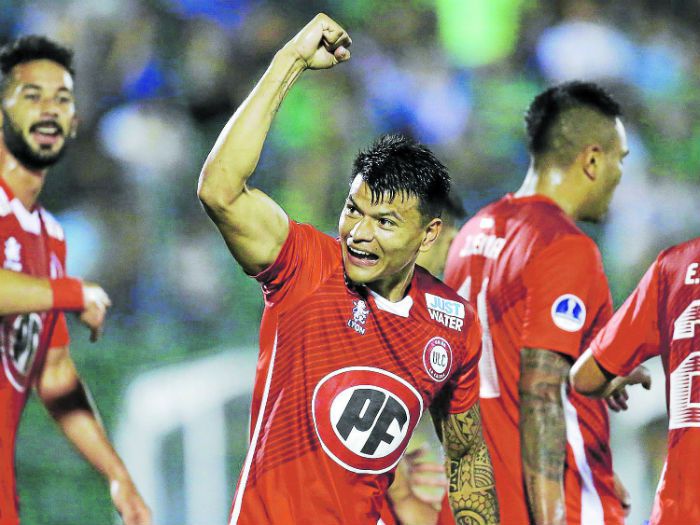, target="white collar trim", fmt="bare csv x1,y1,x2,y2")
9,198,41,234
369,289,413,318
